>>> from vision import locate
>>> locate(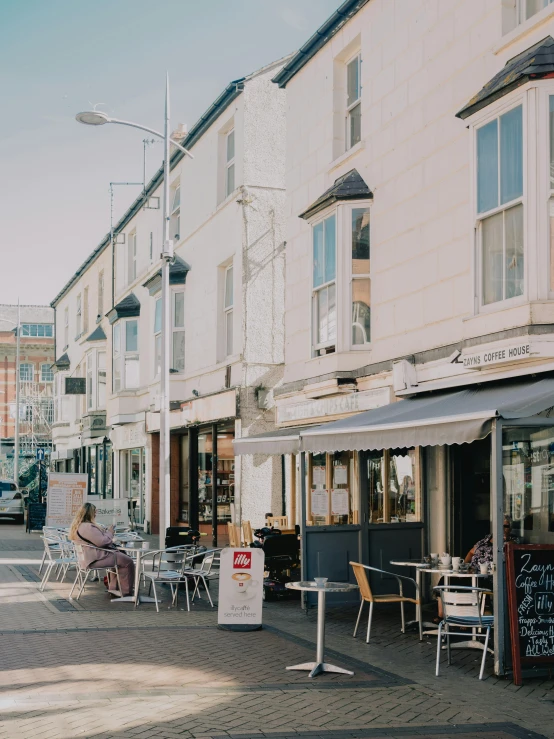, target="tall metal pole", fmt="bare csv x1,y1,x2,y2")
159,73,173,548
14,300,20,485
